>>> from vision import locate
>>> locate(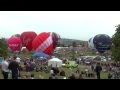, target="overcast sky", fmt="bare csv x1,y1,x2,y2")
0,11,119,41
